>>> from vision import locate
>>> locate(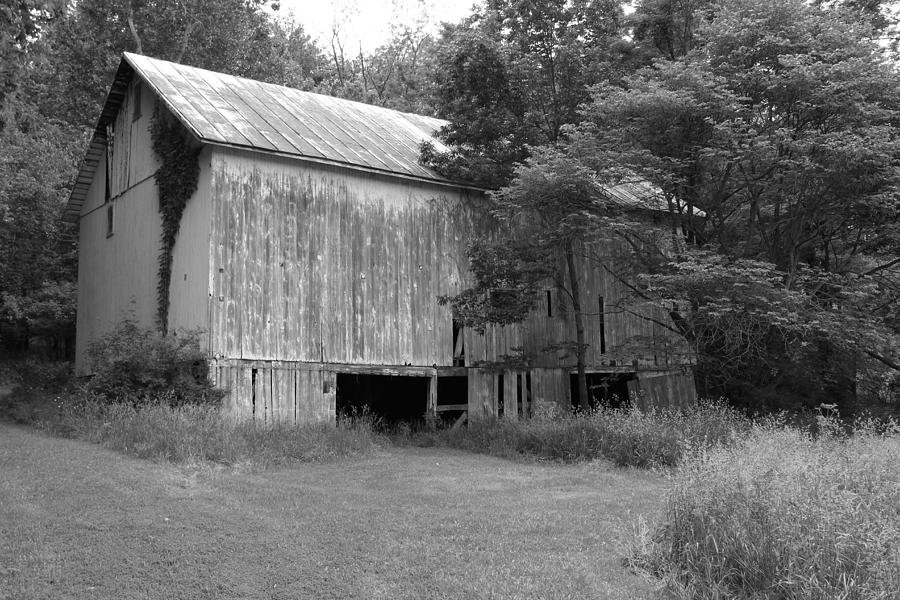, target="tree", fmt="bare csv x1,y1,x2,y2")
31,0,313,128
443,148,635,410
628,0,712,60
423,0,627,188
0,0,64,112
575,0,900,407
422,15,531,187
355,26,438,113
0,100,80,356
